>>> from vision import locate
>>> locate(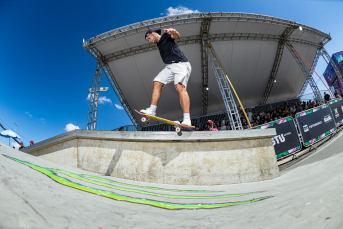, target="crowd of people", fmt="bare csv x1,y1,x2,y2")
194,91,341,131
131,90,341,132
